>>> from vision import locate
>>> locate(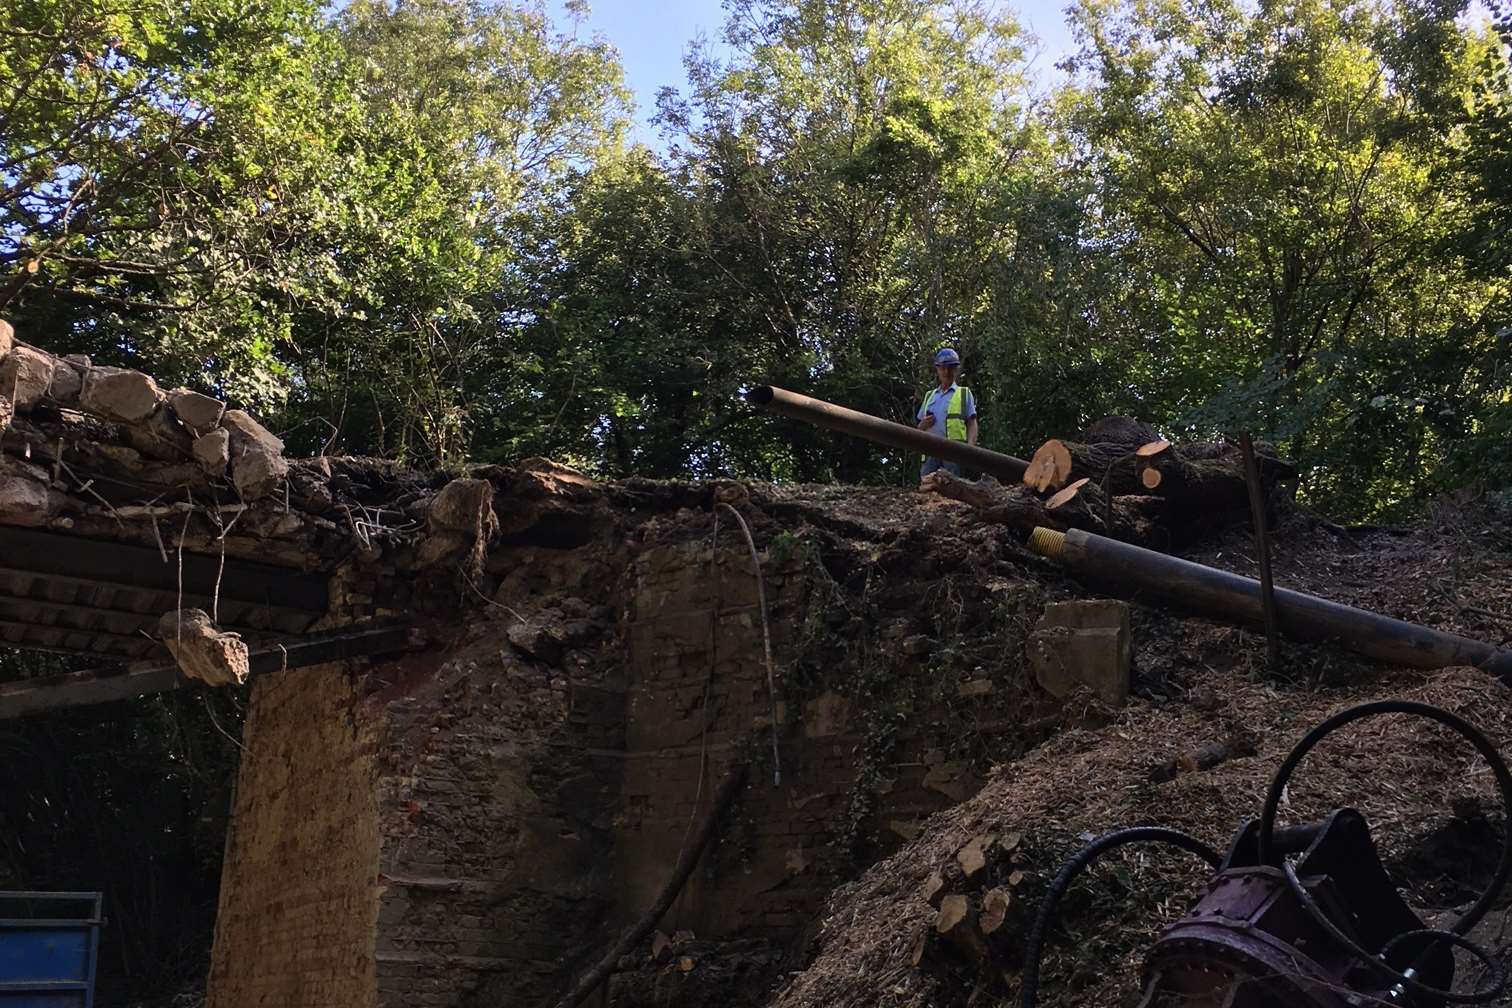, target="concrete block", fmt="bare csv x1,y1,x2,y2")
1028,599,1131,706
